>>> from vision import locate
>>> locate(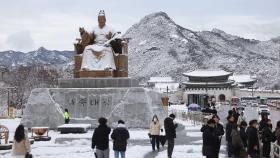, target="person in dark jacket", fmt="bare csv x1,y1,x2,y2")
202,119,219,158
259,113,269,132
232,108,240,124
212,115,224,158
92,117,111,158
226,115,236,157
239,121,248,149
246,119,259,158
231,127,248,158
164,114,177,158
262,119,273,158
111,120,130,158
272,121,280,143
